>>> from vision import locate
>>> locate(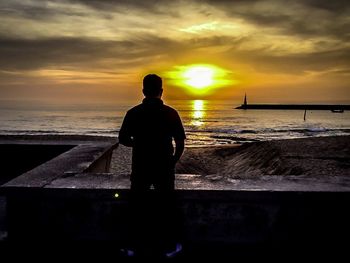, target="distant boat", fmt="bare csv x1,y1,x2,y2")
331,109,344,113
